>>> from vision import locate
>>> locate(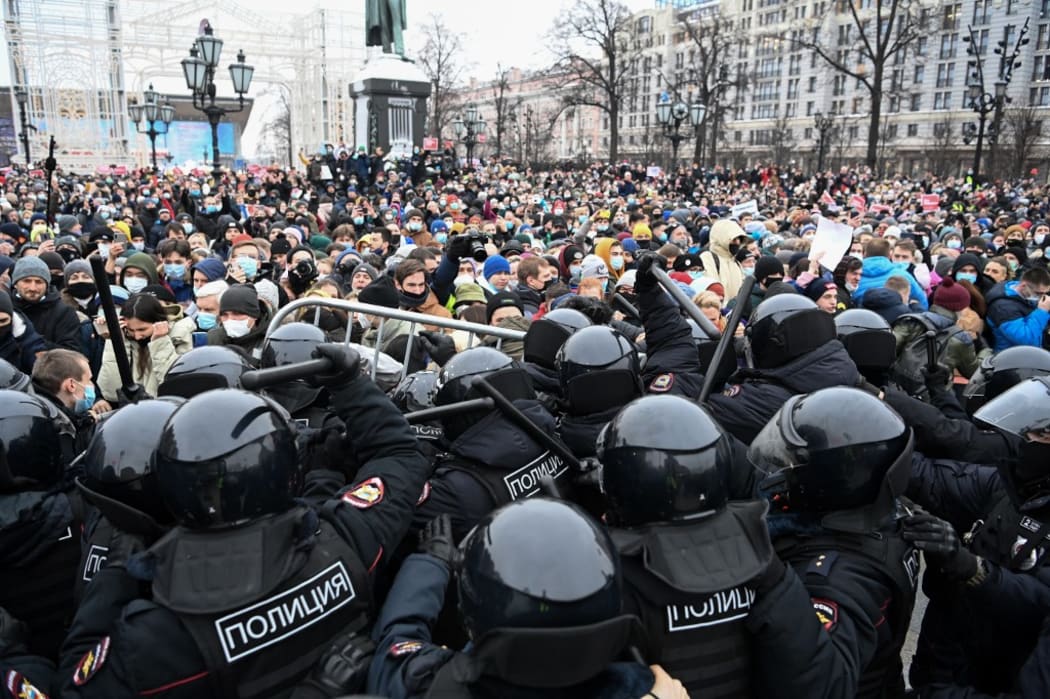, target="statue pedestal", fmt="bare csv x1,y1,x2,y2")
350,54,431,160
